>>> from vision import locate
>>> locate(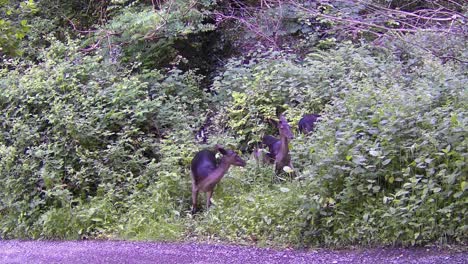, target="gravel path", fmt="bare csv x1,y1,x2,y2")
0,240,466,264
